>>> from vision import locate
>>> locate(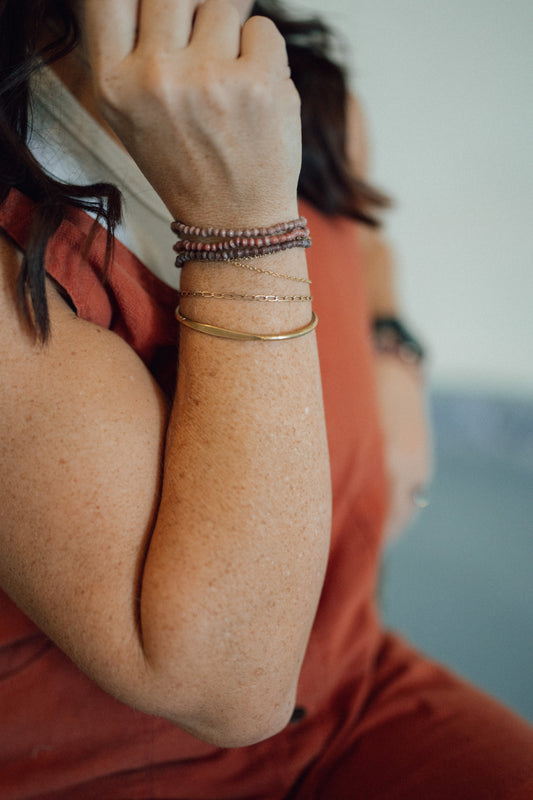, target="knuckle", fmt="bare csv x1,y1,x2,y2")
243,77,279,116
247,73,272,99
180,64,233,117
136,55,170,96
200,0,241,26
212,0,241,18
92,74,121,115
